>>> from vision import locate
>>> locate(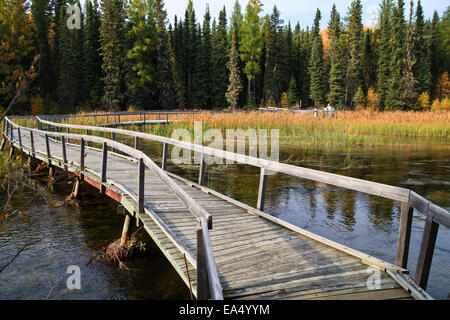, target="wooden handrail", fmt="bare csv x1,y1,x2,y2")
35,116,449,228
